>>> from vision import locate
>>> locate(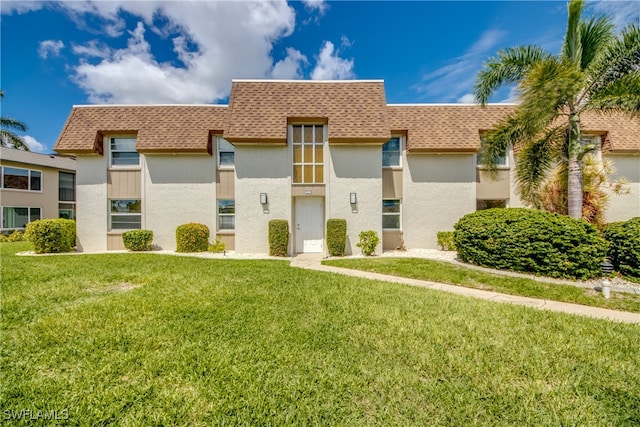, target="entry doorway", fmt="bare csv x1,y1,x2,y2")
294,197,324,253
